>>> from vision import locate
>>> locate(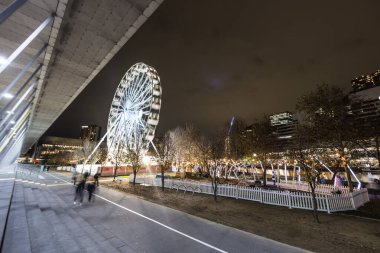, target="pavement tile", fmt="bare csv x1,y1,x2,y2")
107,236,126,248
